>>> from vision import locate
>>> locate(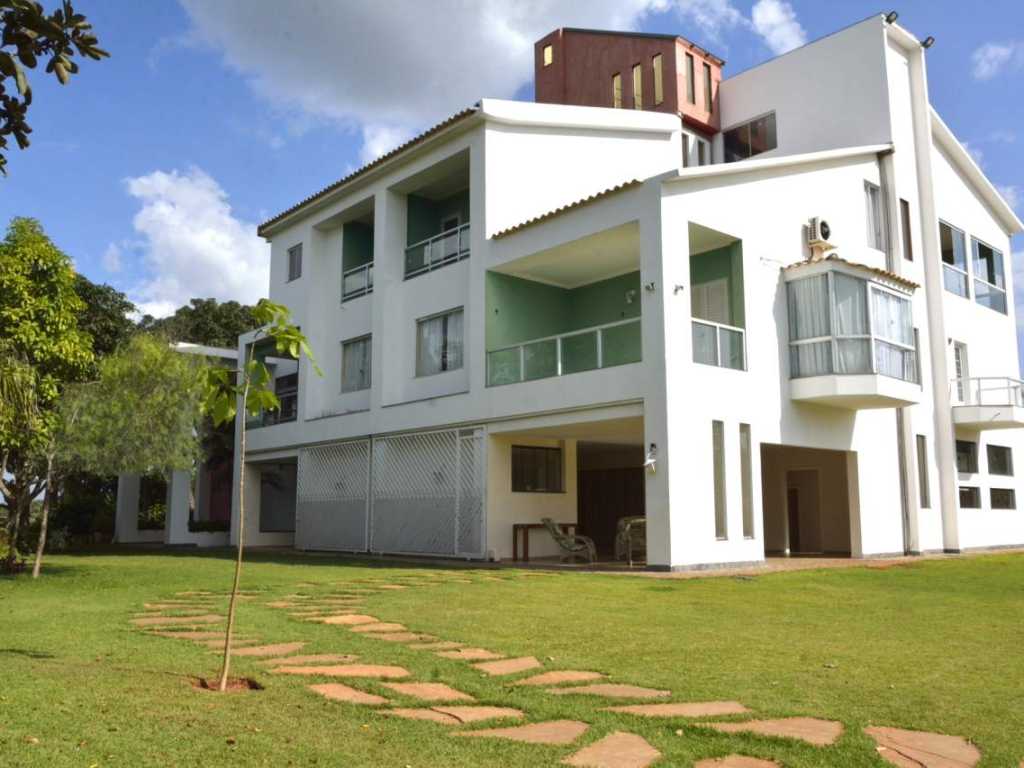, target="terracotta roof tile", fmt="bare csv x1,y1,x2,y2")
783,254,919,291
